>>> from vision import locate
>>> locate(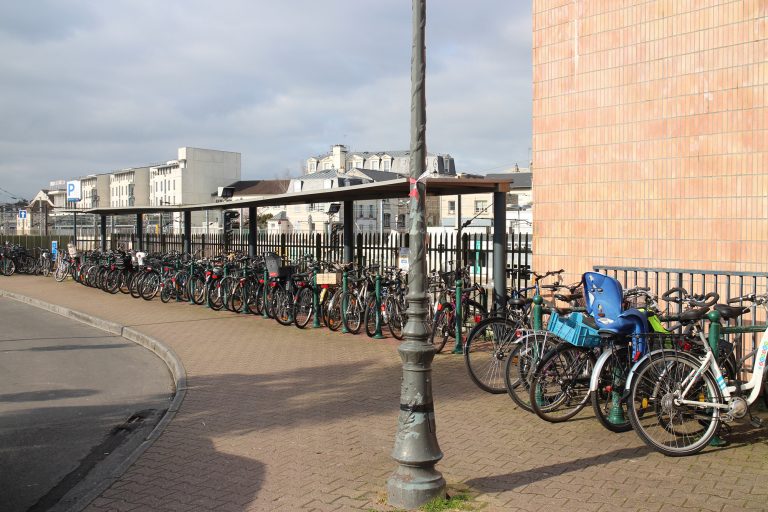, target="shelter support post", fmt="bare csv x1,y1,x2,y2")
136,214,143,251
343,201,353,264
248,206,257,258
493,189,507,313
99,215,107,252
183,211,192,255
73,212,78,243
